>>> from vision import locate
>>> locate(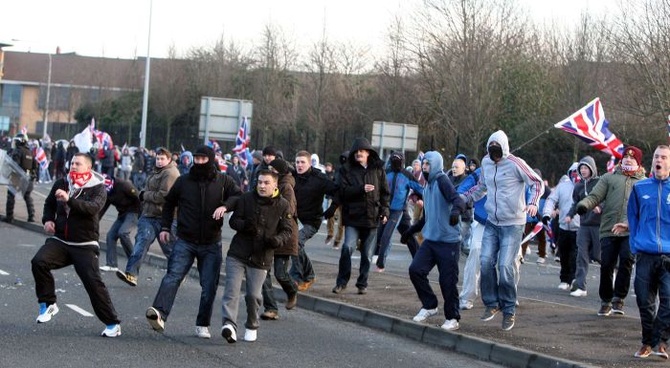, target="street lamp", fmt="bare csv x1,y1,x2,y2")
140,0,153,148
43,53,52,138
